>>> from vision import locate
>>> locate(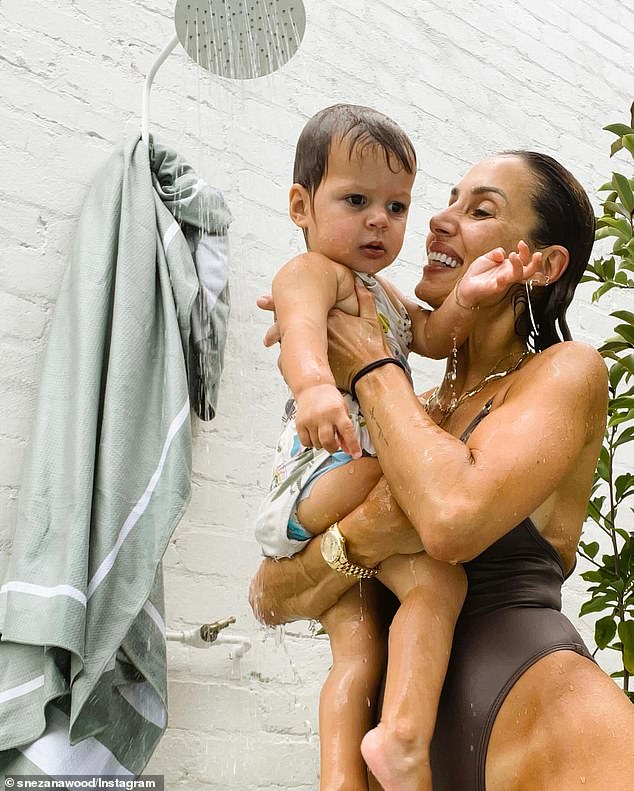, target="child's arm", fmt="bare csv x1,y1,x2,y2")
272,252,362,458
405,241,542,358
